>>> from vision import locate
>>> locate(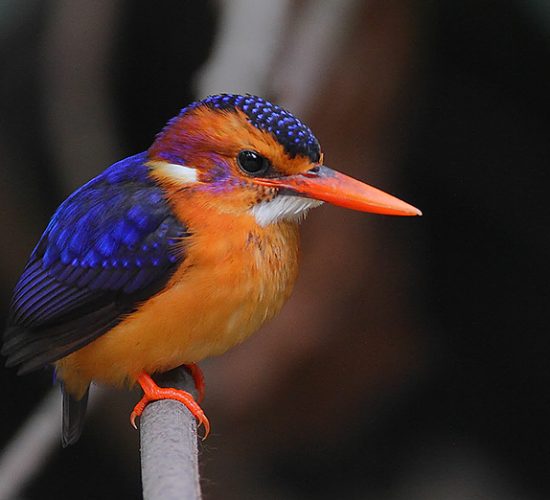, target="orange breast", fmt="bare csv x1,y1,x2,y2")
56,209,300,398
